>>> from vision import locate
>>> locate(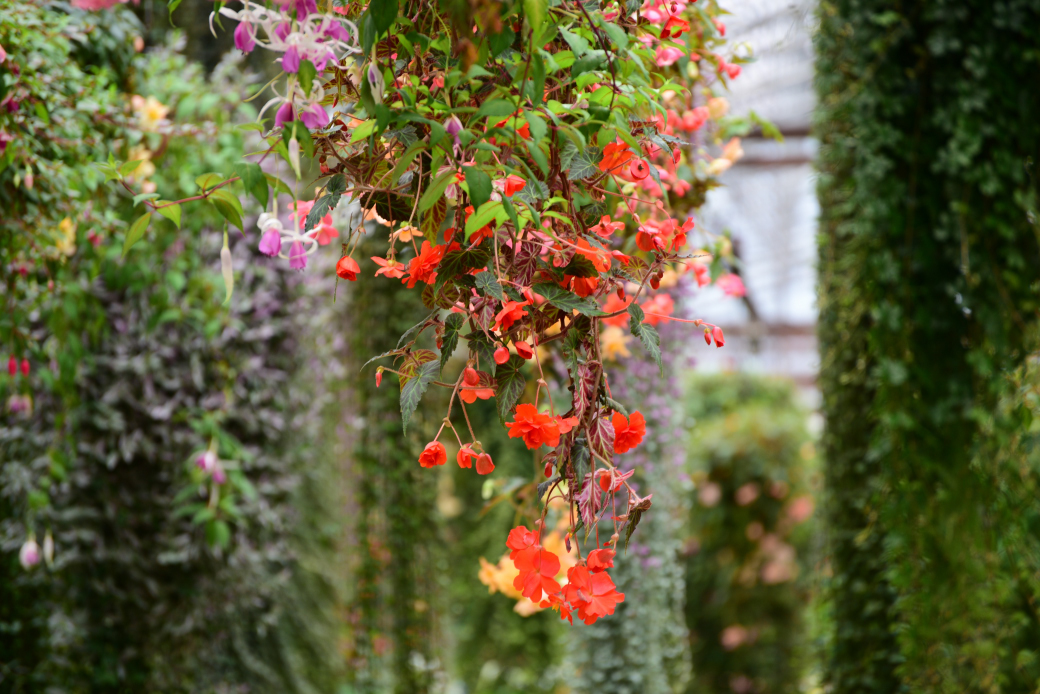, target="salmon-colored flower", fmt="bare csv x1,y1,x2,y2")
419,441,447,468
506,404,564,449
373,255,406,278
563,565,625,624
494,345,511,364
660,16,690,40
611,411,646,454
590,215,624,237
476,452,495,475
